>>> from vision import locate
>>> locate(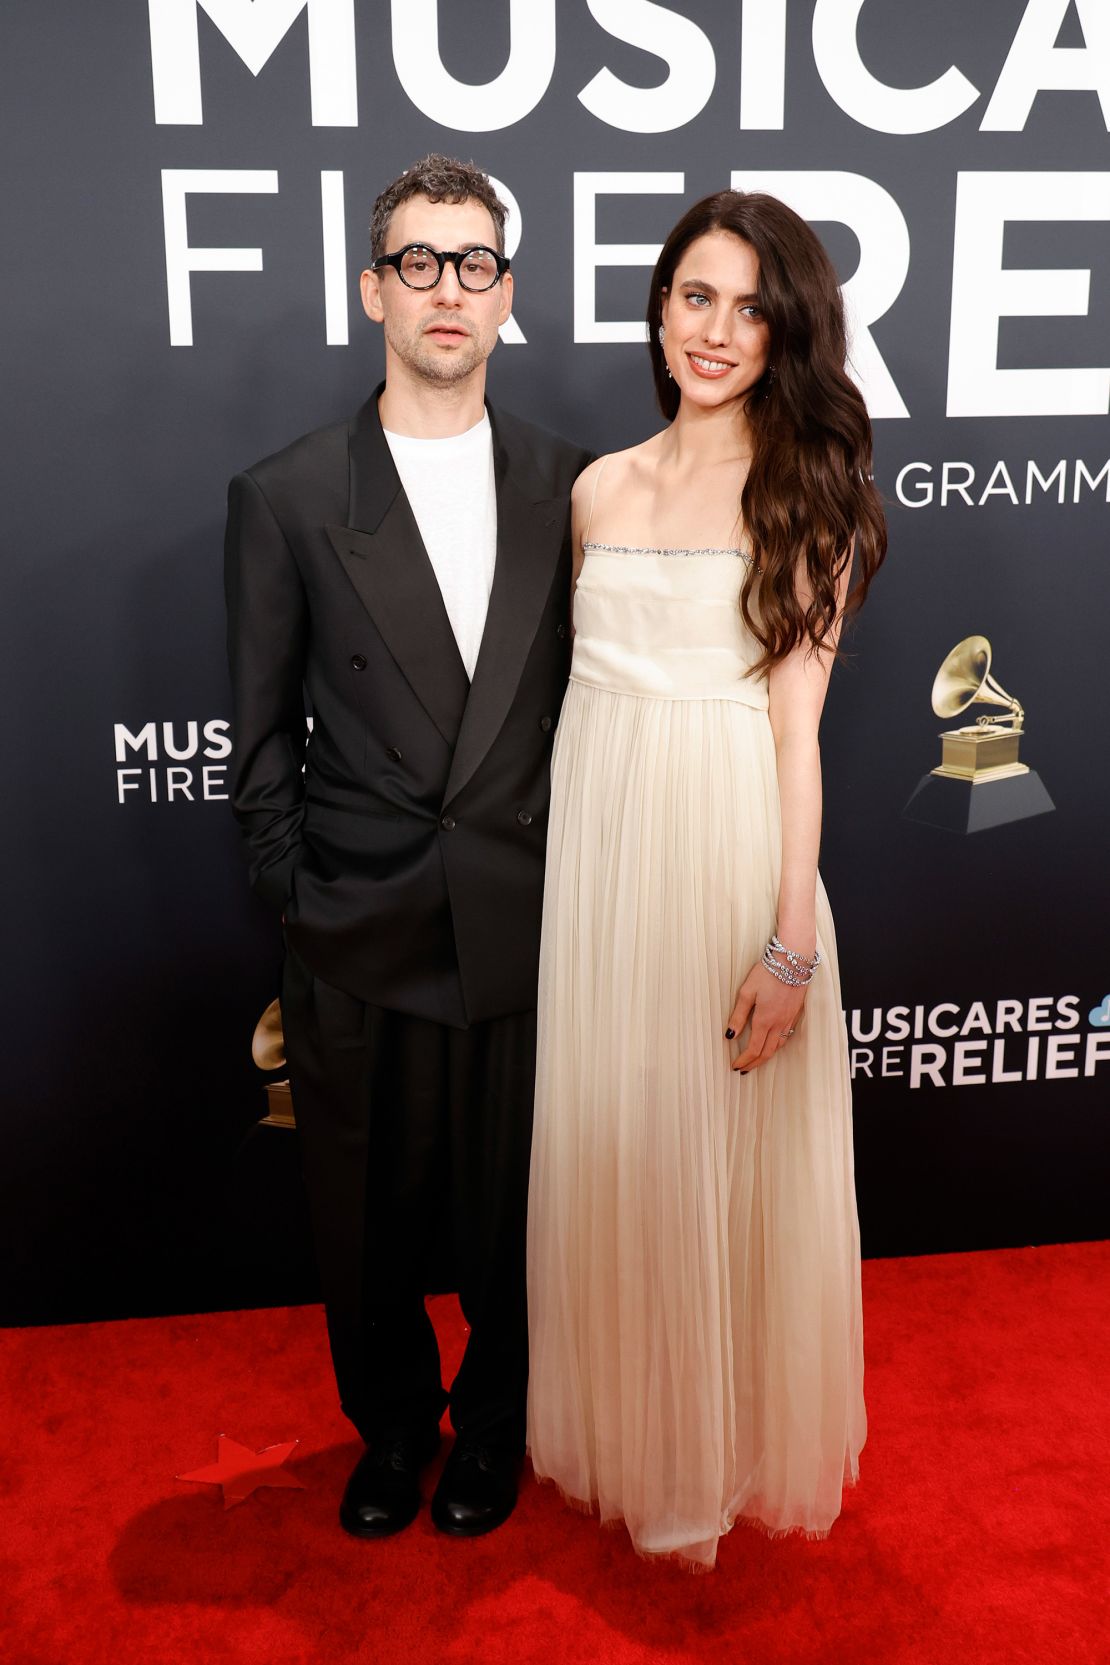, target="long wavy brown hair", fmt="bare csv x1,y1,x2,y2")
647,191,887,673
